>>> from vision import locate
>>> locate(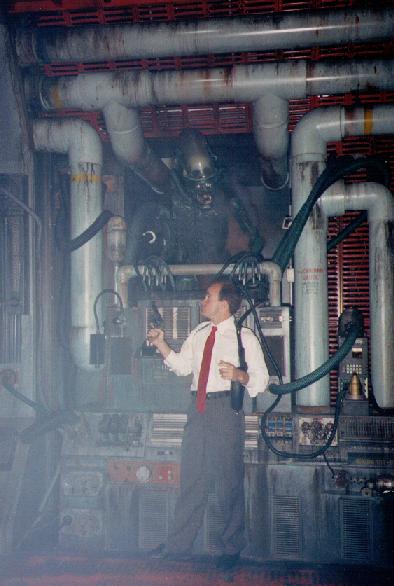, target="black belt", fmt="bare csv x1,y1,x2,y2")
190,390,231,399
